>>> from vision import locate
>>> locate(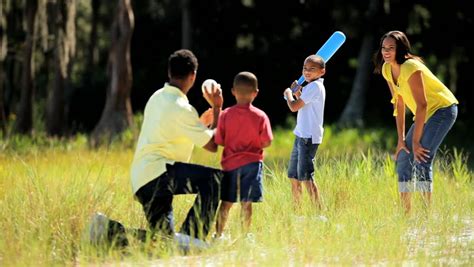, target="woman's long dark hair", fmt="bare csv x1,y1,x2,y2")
373,30,423,74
